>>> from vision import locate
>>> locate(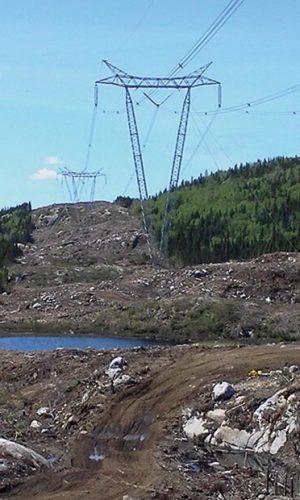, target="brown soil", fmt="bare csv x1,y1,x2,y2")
0,201,299,499
0,202,299,342
1,342,300,499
